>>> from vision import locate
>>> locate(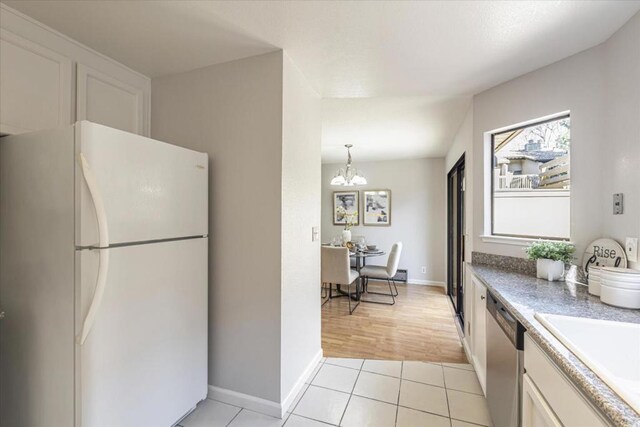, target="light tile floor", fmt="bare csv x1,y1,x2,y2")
178,358,493,427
